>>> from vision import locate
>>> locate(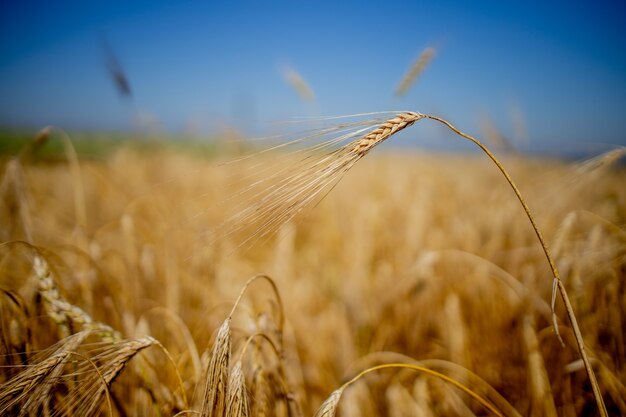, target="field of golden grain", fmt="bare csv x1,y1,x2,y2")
1,127,625,416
